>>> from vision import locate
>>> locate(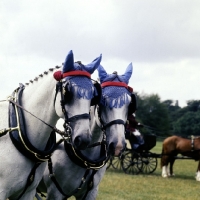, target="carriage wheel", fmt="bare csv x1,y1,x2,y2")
121,151,143,175
111,156,123,170
140,153,157,174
